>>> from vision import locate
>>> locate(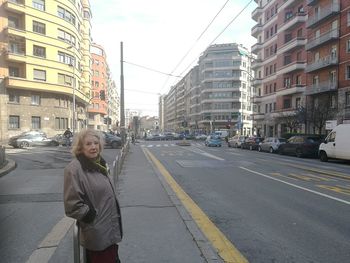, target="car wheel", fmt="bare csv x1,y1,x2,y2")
20,141,29,148
320,151,328,162
258,146,262,152
296,148,303,158
111,141,118,149
269,147,274,153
